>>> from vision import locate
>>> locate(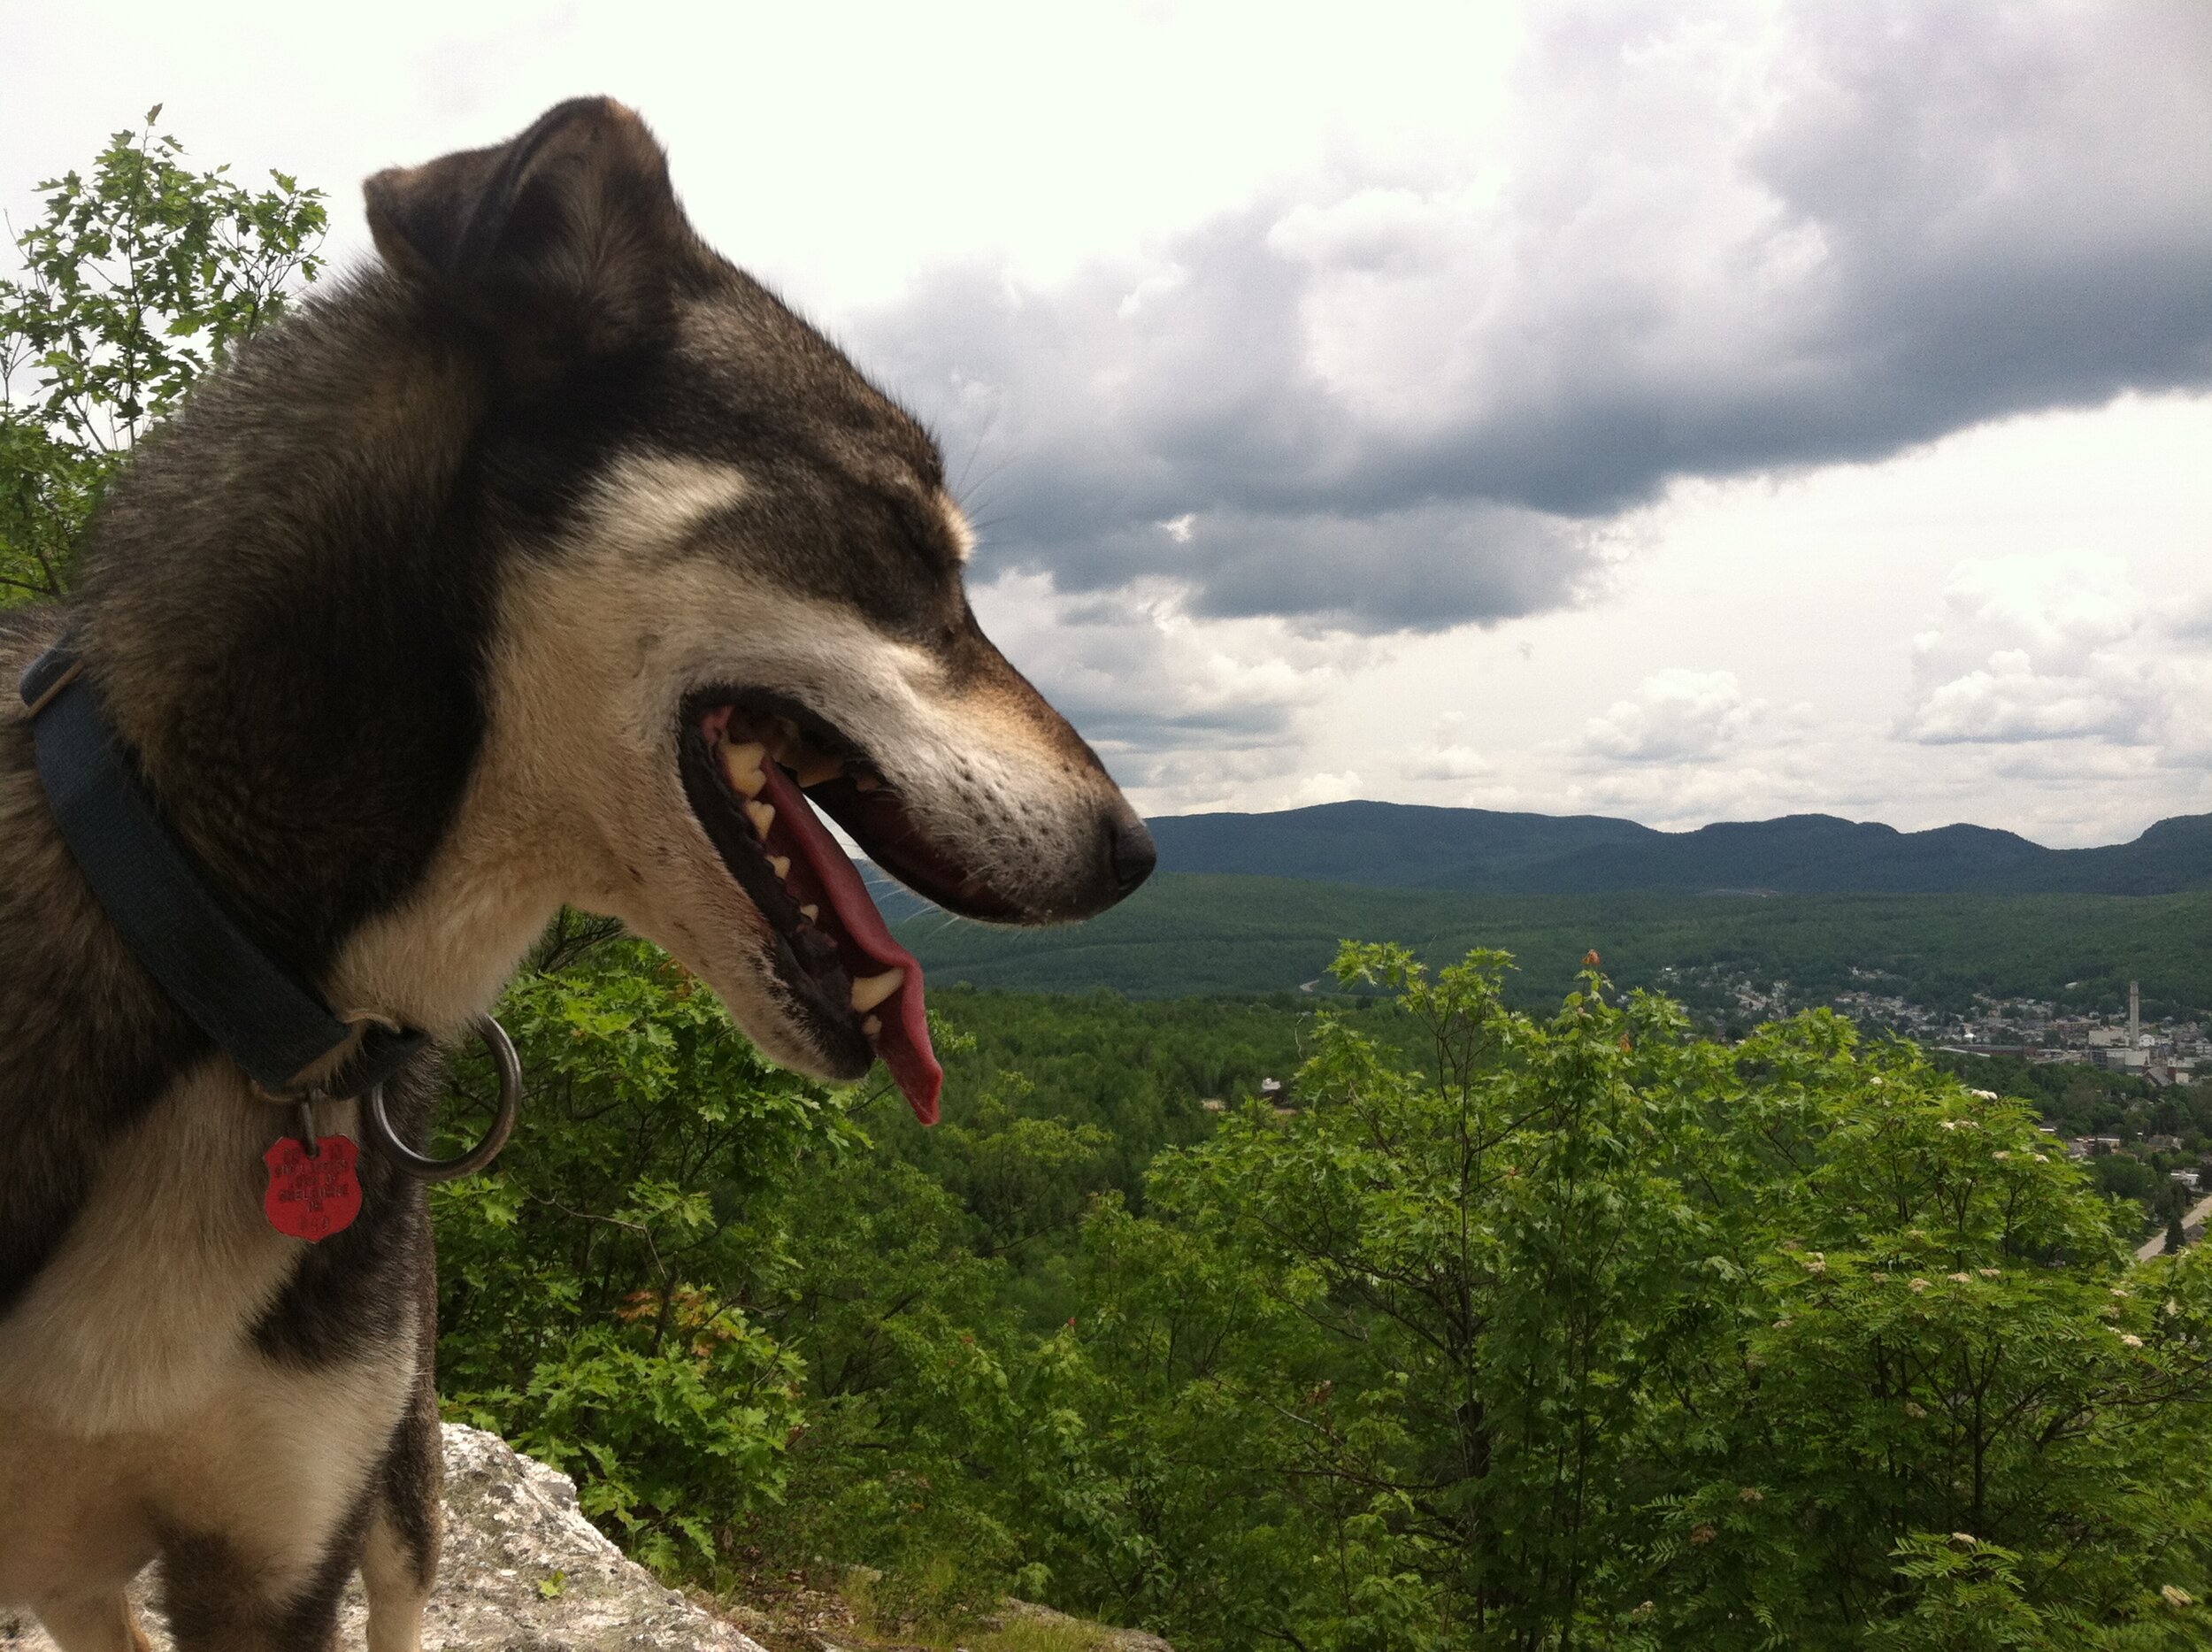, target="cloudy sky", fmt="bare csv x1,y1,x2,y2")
6,0,2208,845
